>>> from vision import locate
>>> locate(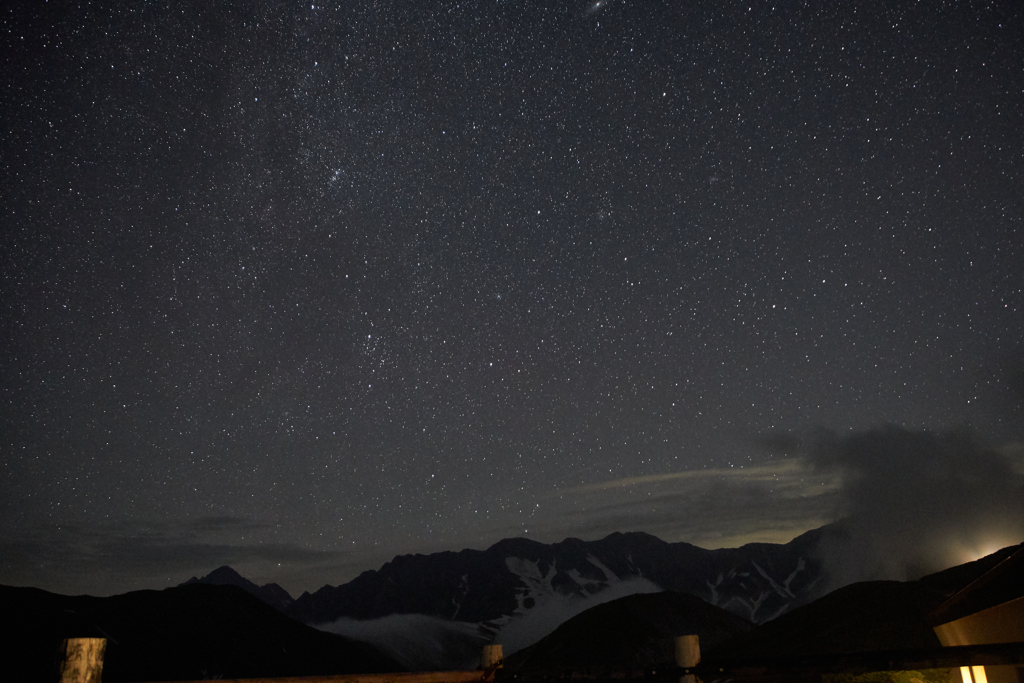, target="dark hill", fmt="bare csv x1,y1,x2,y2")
181,564,294,612
705,580,946,663
921,543,1024,624
504,591,753,671
0,582,400,683
914,544,1022,597
704,542,1024,666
